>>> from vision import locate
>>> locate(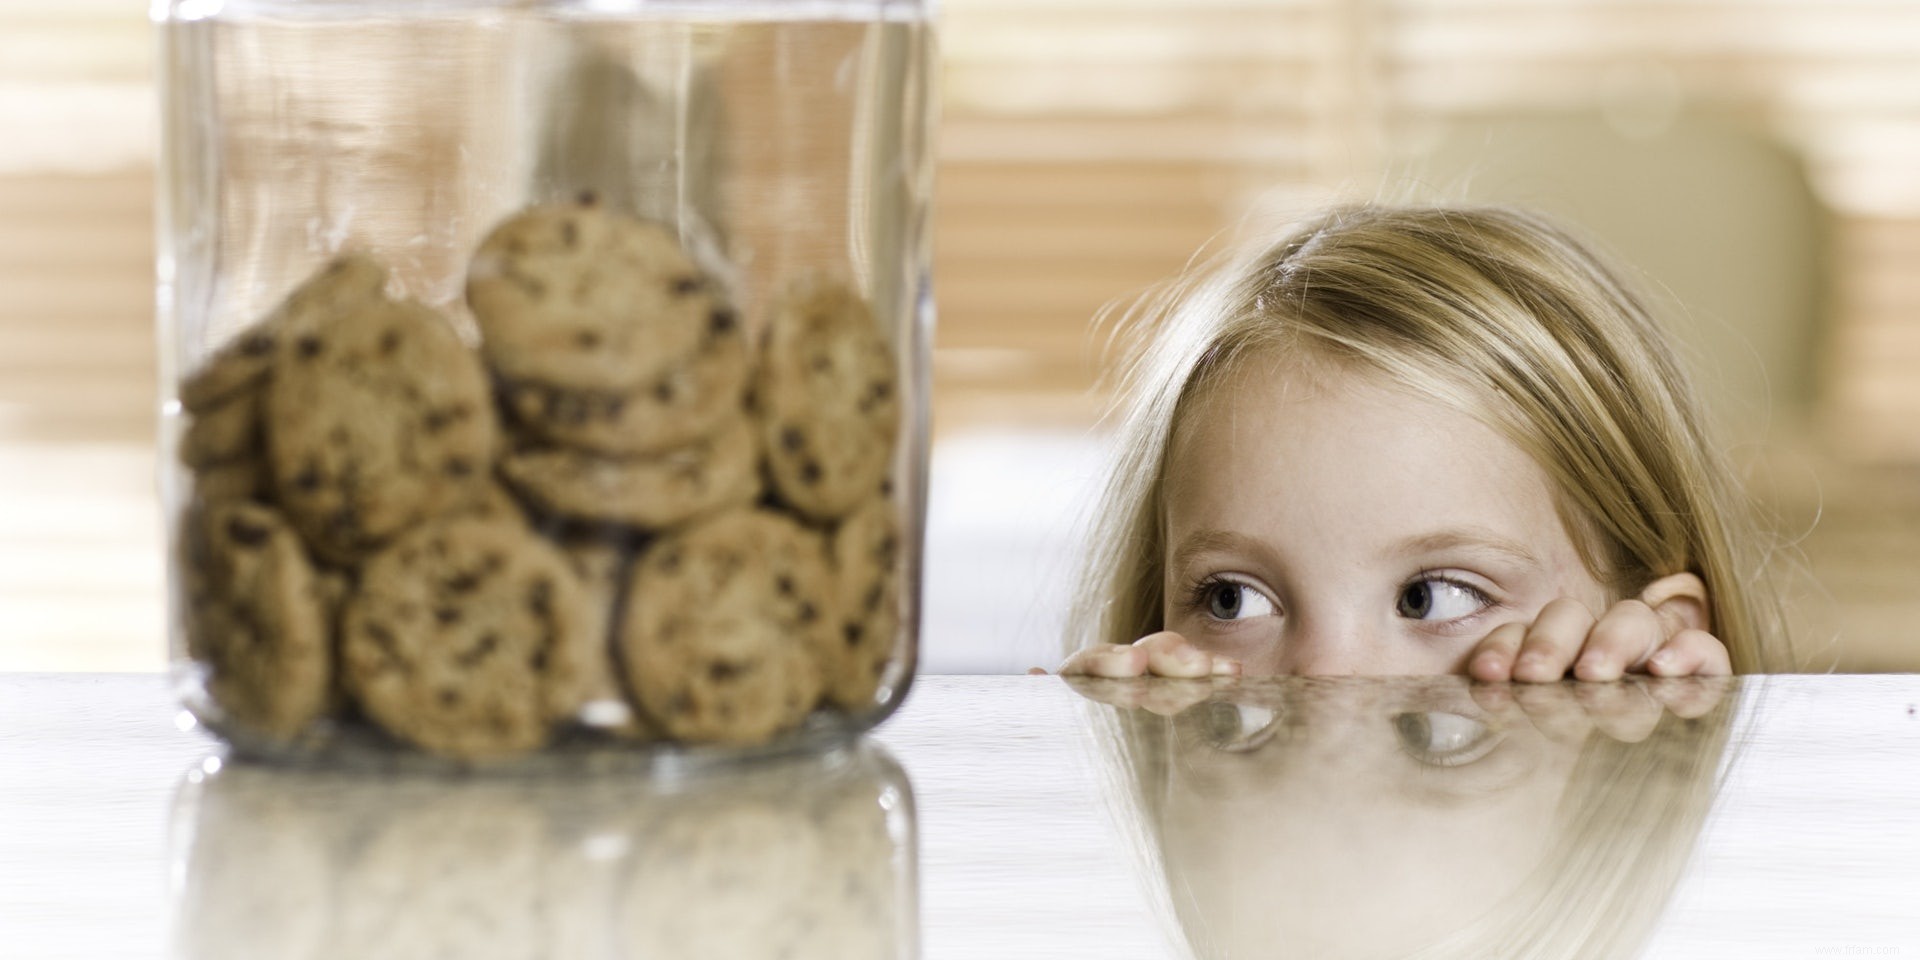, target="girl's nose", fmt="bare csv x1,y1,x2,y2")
1279,621,1381,676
